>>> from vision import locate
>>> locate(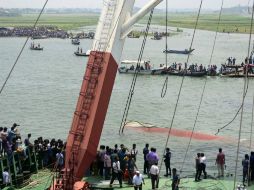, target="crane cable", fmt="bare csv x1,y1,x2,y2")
161,0,169,98
179,0,224,172
119,9,154,135
233,0,254,188
158,0,204,174
0,0,49,96
214,84,249,136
